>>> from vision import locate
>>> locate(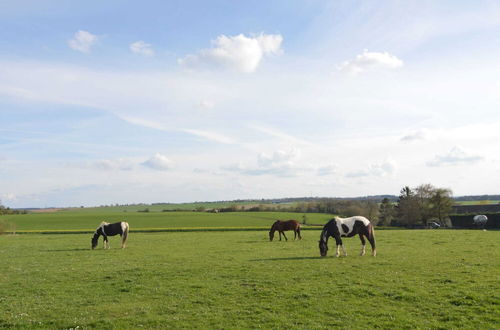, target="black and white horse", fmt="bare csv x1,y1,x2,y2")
318,216,376,257
91,221,129,250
